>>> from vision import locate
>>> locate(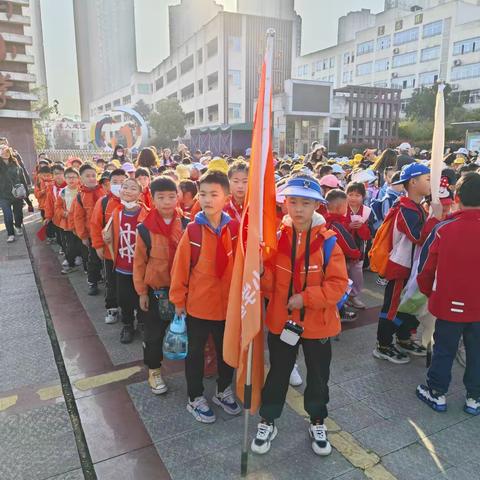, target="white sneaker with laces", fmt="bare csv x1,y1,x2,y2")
148,368,168,395
74,256,83,266
187,396,216,423
14,226,23,236
251,422,277,454
464,397,480,416
212,386,241,415
104,308,119,324
289,363,303,386
62,259,69,267
7,235,15,243
309,423,332,456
